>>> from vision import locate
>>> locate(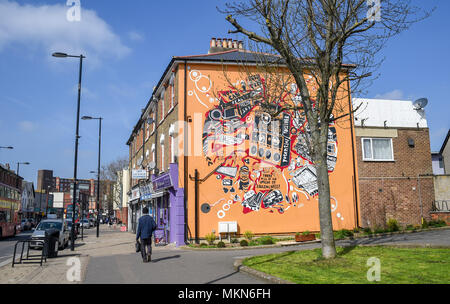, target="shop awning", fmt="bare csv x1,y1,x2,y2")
151,191,165,198
128,199,139,205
